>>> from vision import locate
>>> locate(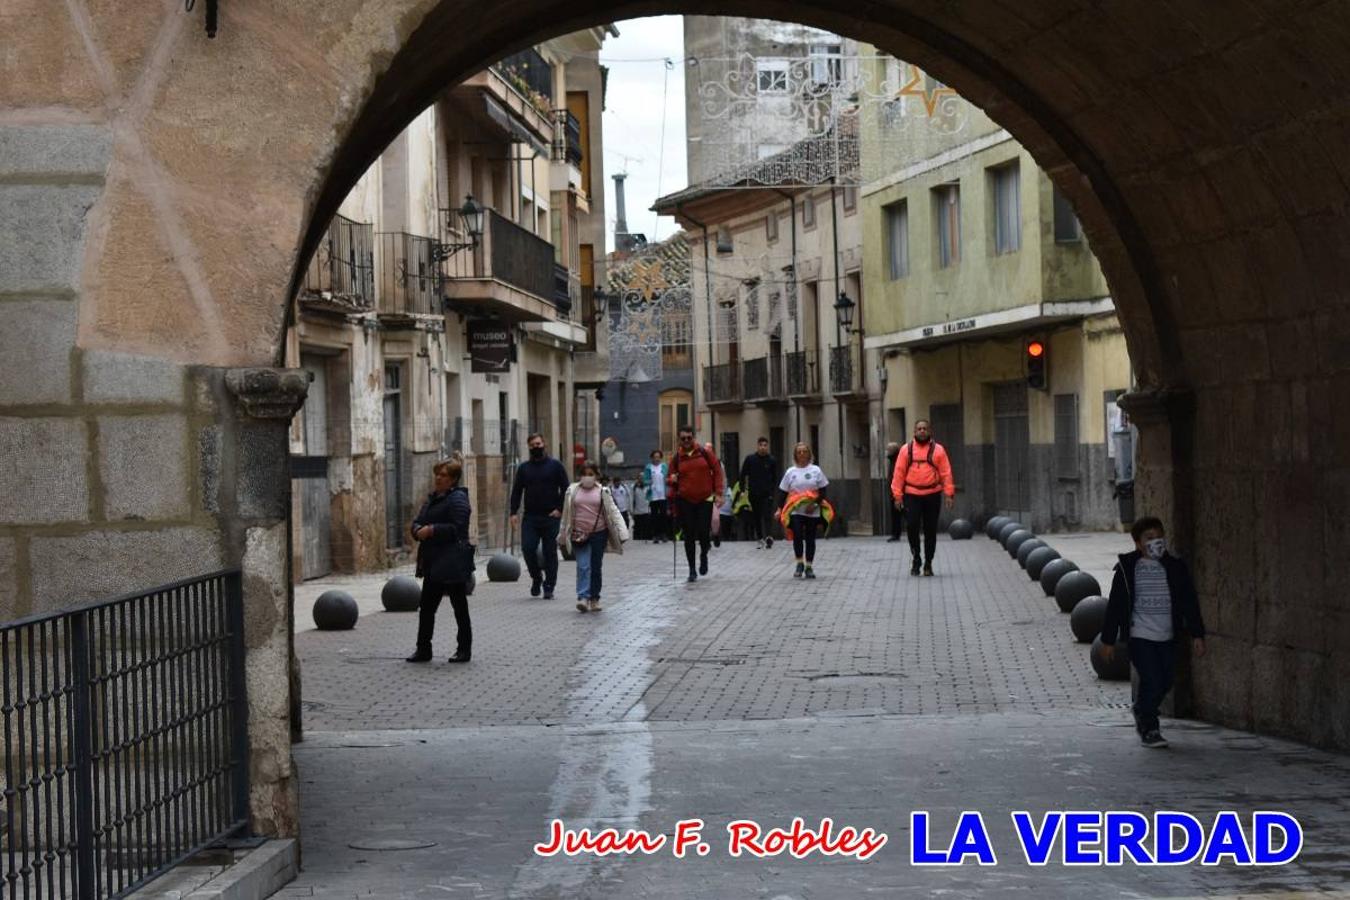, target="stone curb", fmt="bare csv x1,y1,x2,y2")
129,839,297,900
